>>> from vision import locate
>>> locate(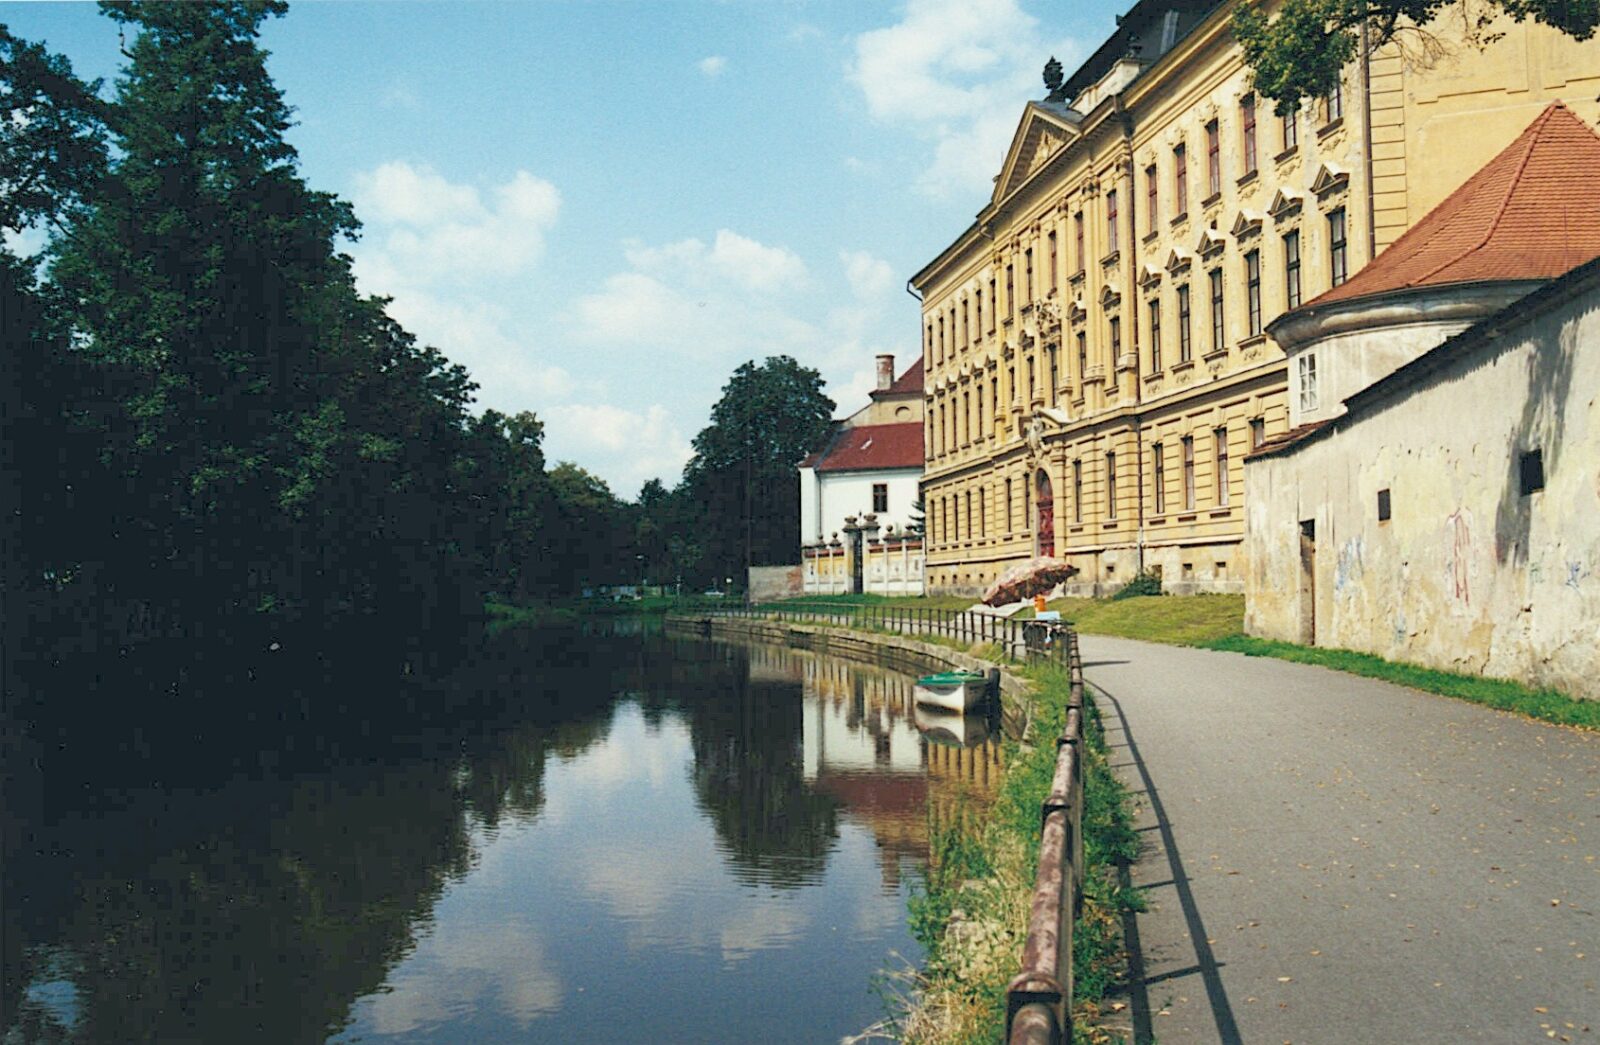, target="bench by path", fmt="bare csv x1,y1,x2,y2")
1082,634,1599,1044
